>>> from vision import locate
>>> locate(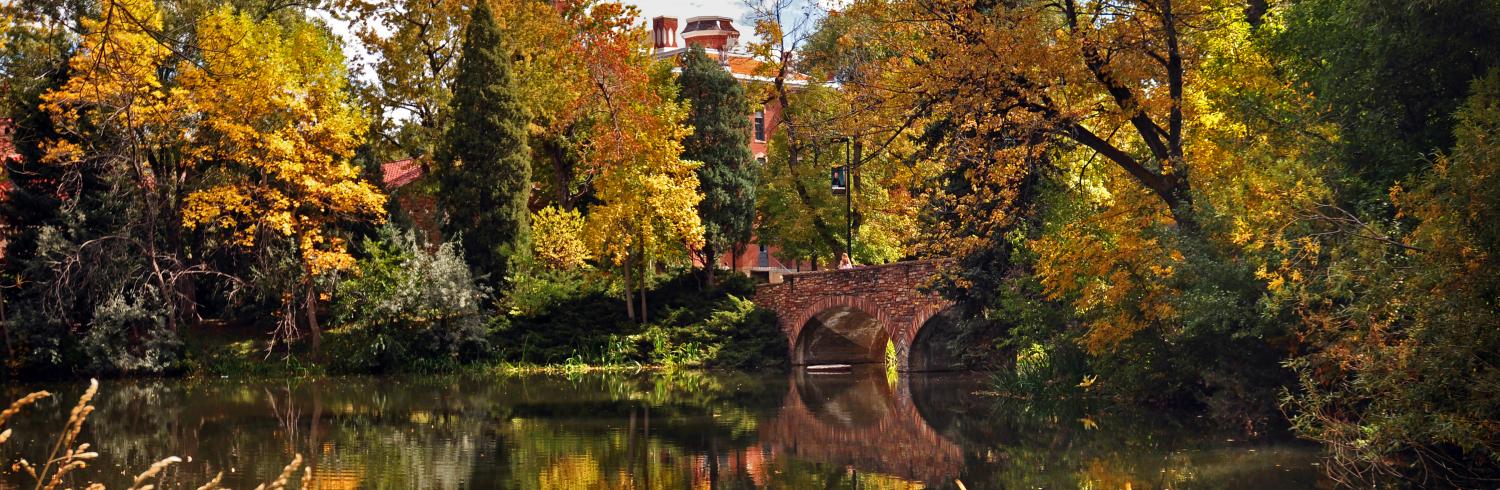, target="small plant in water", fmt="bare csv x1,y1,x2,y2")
1,380,311,489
